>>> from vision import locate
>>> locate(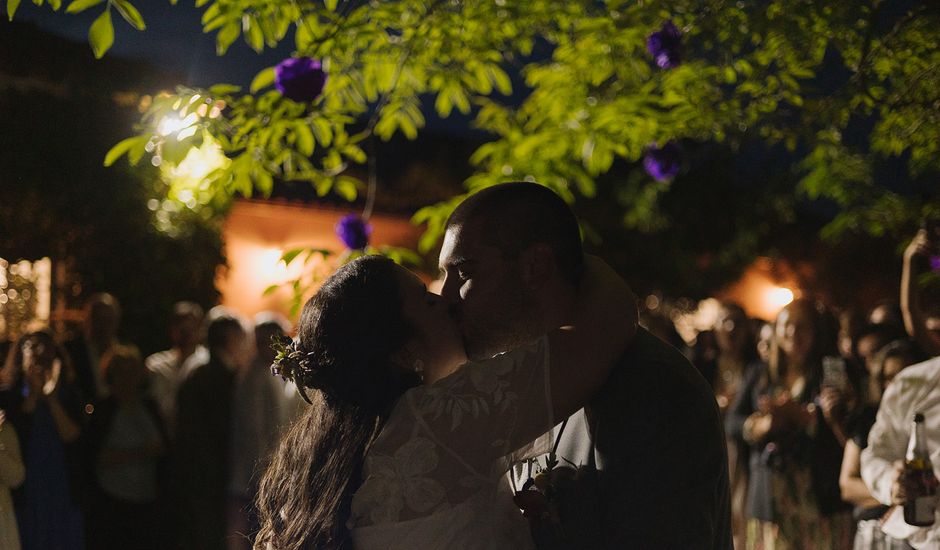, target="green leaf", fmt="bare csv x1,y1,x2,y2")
88,8,114,59
334,176,359,201
722,66,737,84
66,0,103,13
294,121,314,156
434,91,453,117
216,21,240,55
7,0,21,21
280,248,305,266
126,135,149,165
325,0,337,11
303,249,332,263
103,135,144,166
253,168,274,195
488,65,512,95
262,284,281,296
200,1,219,24
203,11,228,32
380,246,423,266
208,84,241,96
245,15,264,52
113,0,145,30
342,144,366,164
250,67,276,93
311,118,333,147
